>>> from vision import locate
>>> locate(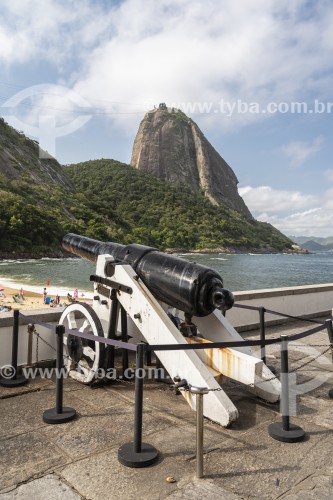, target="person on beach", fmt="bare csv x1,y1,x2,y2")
19,287,24,299
43,287,47,303
73,288,78,299
55,294,60,305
